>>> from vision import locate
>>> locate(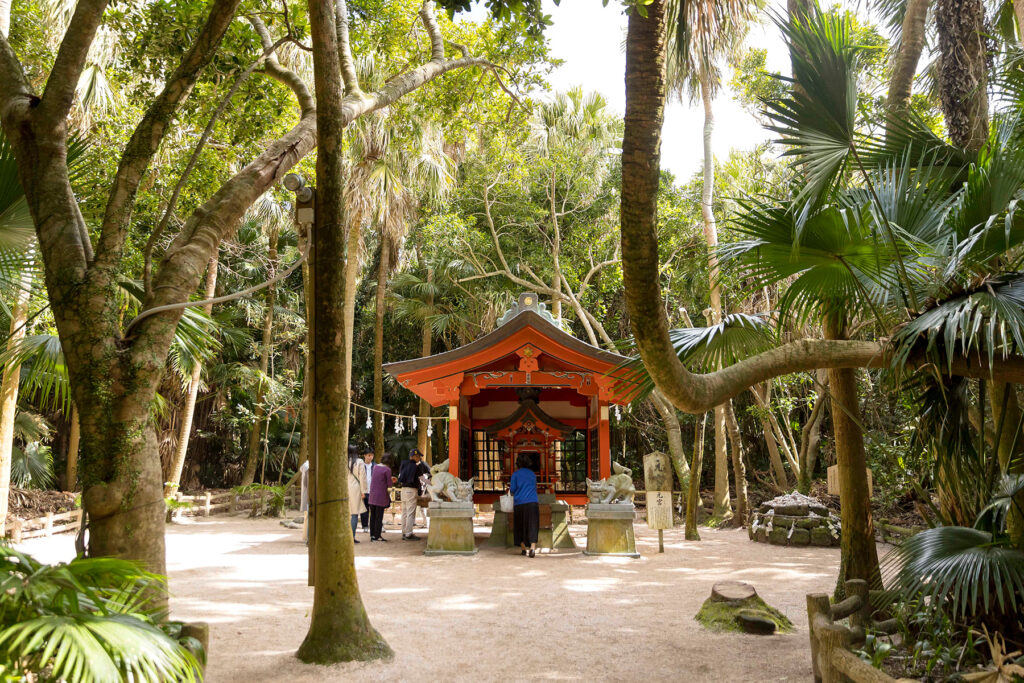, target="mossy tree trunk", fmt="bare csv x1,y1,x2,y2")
685,412,707,540
296,0,390,663
826,318,879,596
724,400,749,524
